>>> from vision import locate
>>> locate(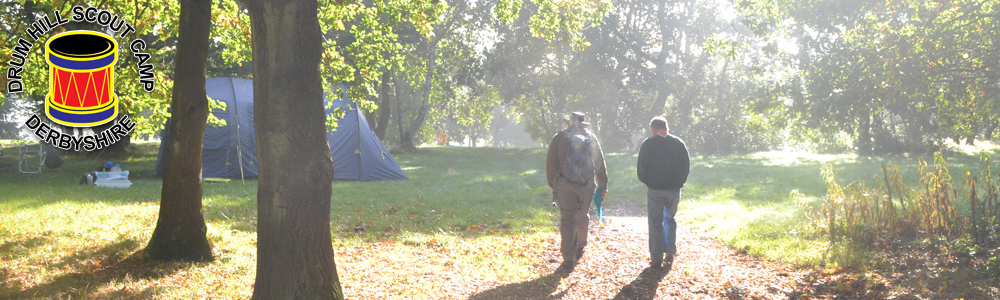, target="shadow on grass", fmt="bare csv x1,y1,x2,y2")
0,236,51,254
2,240,191,299
610,266,671,300
467,274,569,300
